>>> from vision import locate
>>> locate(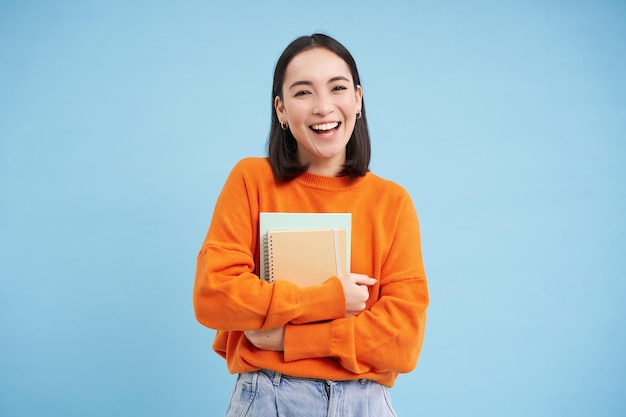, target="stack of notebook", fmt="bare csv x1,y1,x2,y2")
259,213,351,286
